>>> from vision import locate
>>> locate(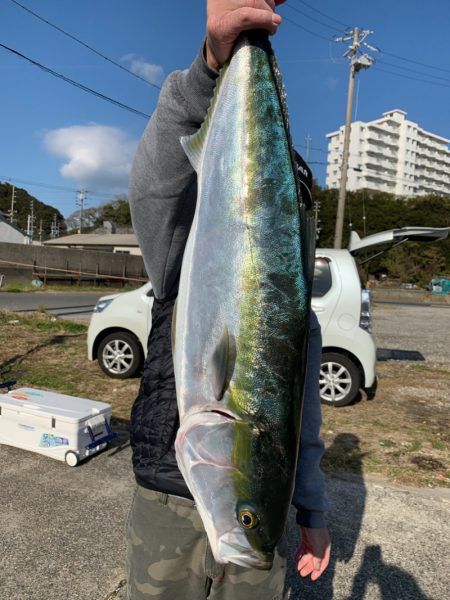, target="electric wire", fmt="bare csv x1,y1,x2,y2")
292,0,350,29
0,43,151,119
8,0,162,90
0,175,115,198
284,3,340,33
288,1,450,81
281,15,333,42
382,49,450,76
378,59,450,85
373,65,450,89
